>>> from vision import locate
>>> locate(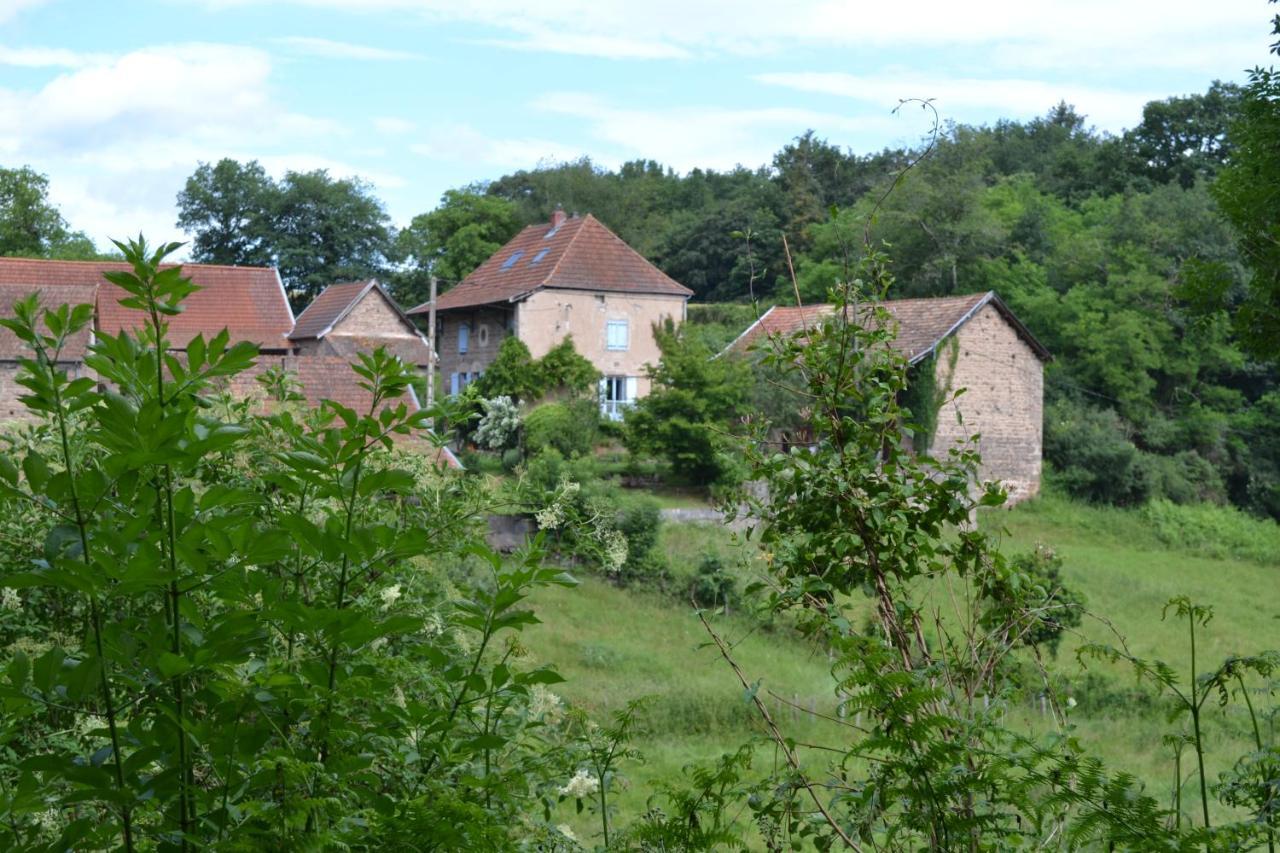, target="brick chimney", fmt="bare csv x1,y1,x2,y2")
550,206,566,229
